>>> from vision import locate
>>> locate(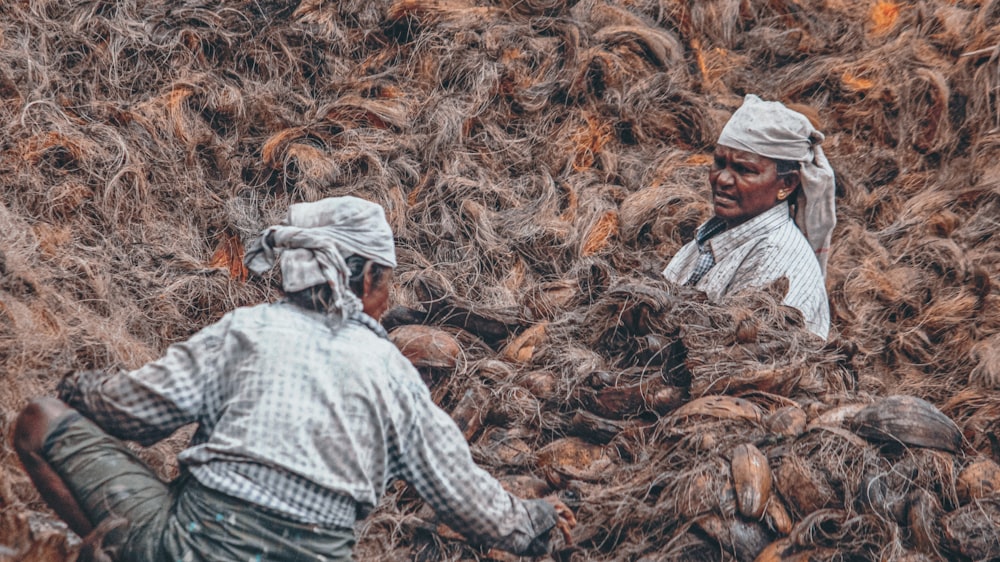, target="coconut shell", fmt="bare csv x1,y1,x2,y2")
666,458,736,519
588,383,644,418
649,385,686,414
477,426,533,466
765,405,807,439
381,306,431,331
449,386,488,441
857,471,907,524
942,496,1000,560
486,386,541,426
775,455,835,517
515,370,559,401
956,458,1000,505
764,498,793,535
805,402,867,431
695,431,719,450
537,437,616,487
389,324,463,369
672,395,763,424
587,380,684,418
906,489,943,557
848,395,962,452
414,274,521,345
498,474,551,499
501,322,547,363
585,370,618,389
524,279,578,319
696,514,774,562
732,443,773,520
569,410,627,444
754,538,796,562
